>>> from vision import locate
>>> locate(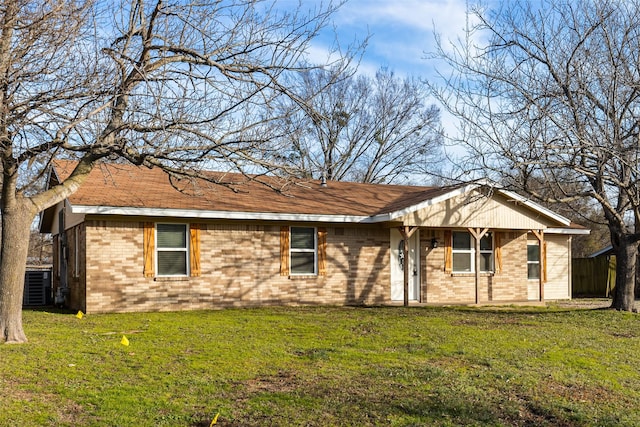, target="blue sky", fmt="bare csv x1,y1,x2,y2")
277,0,482,154
291,0,475,78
